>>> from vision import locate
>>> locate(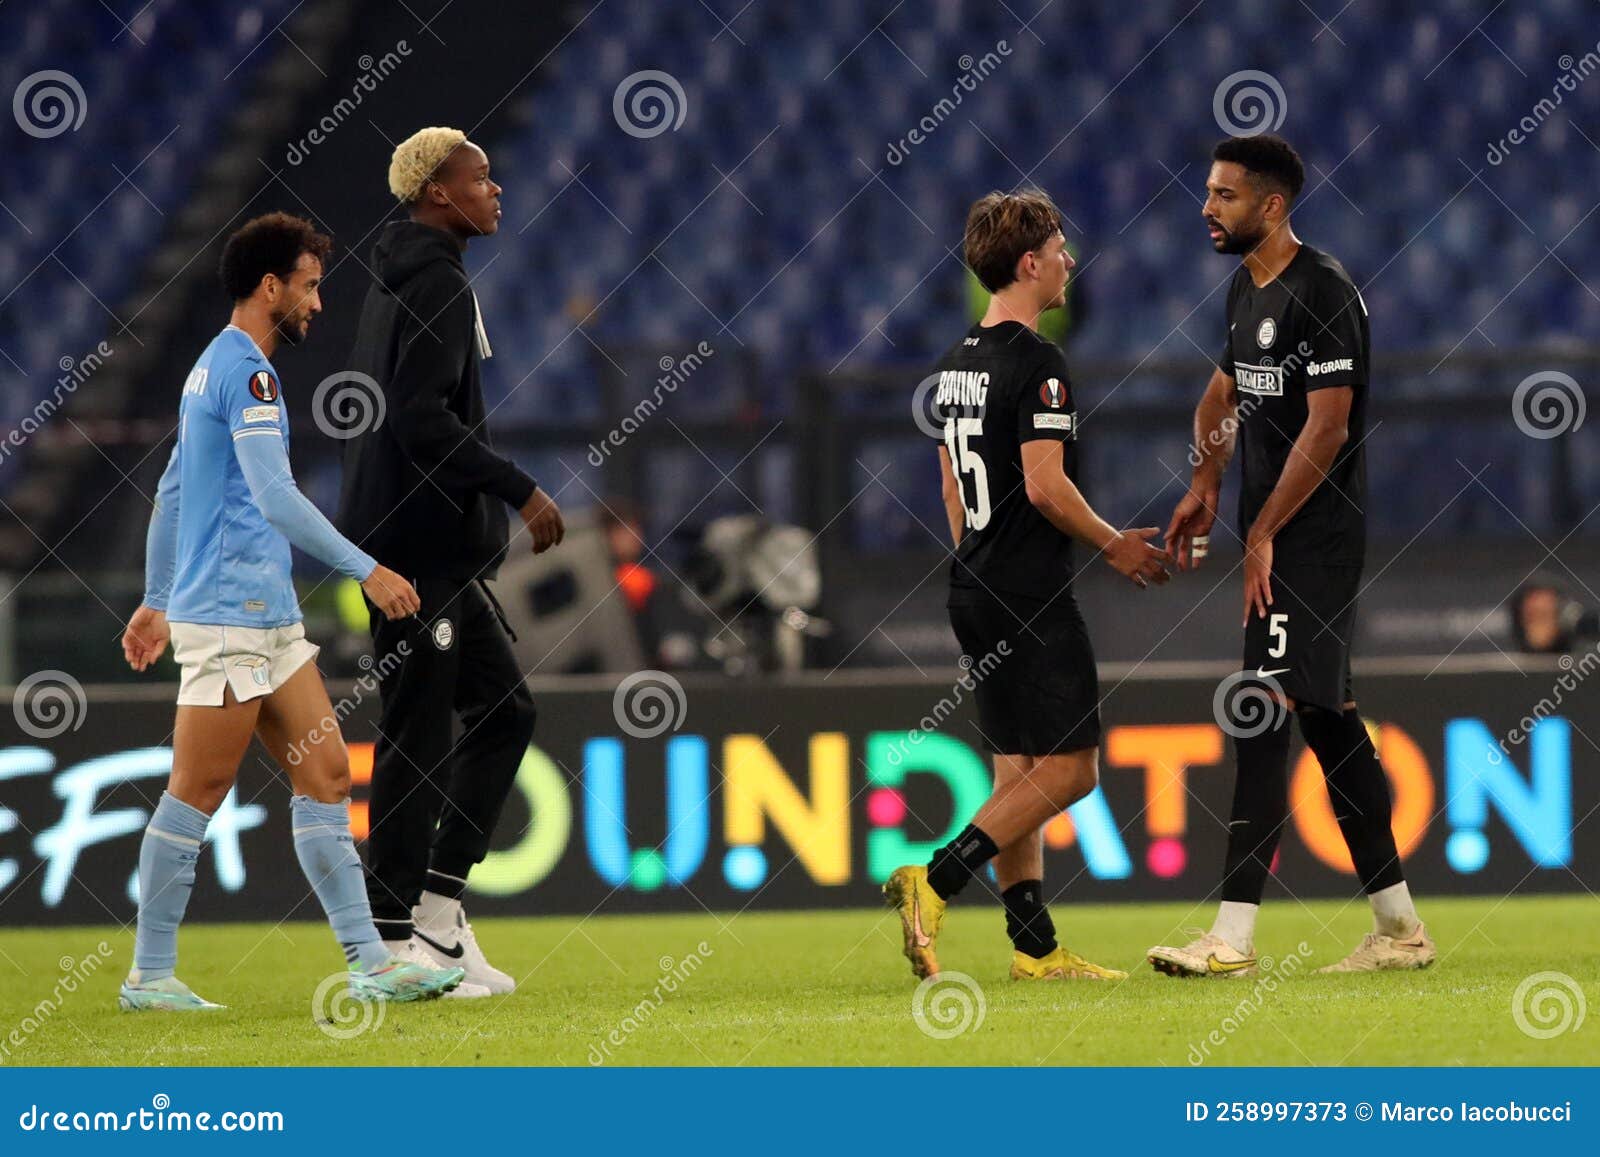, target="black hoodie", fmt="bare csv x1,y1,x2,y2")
337,221,537,582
